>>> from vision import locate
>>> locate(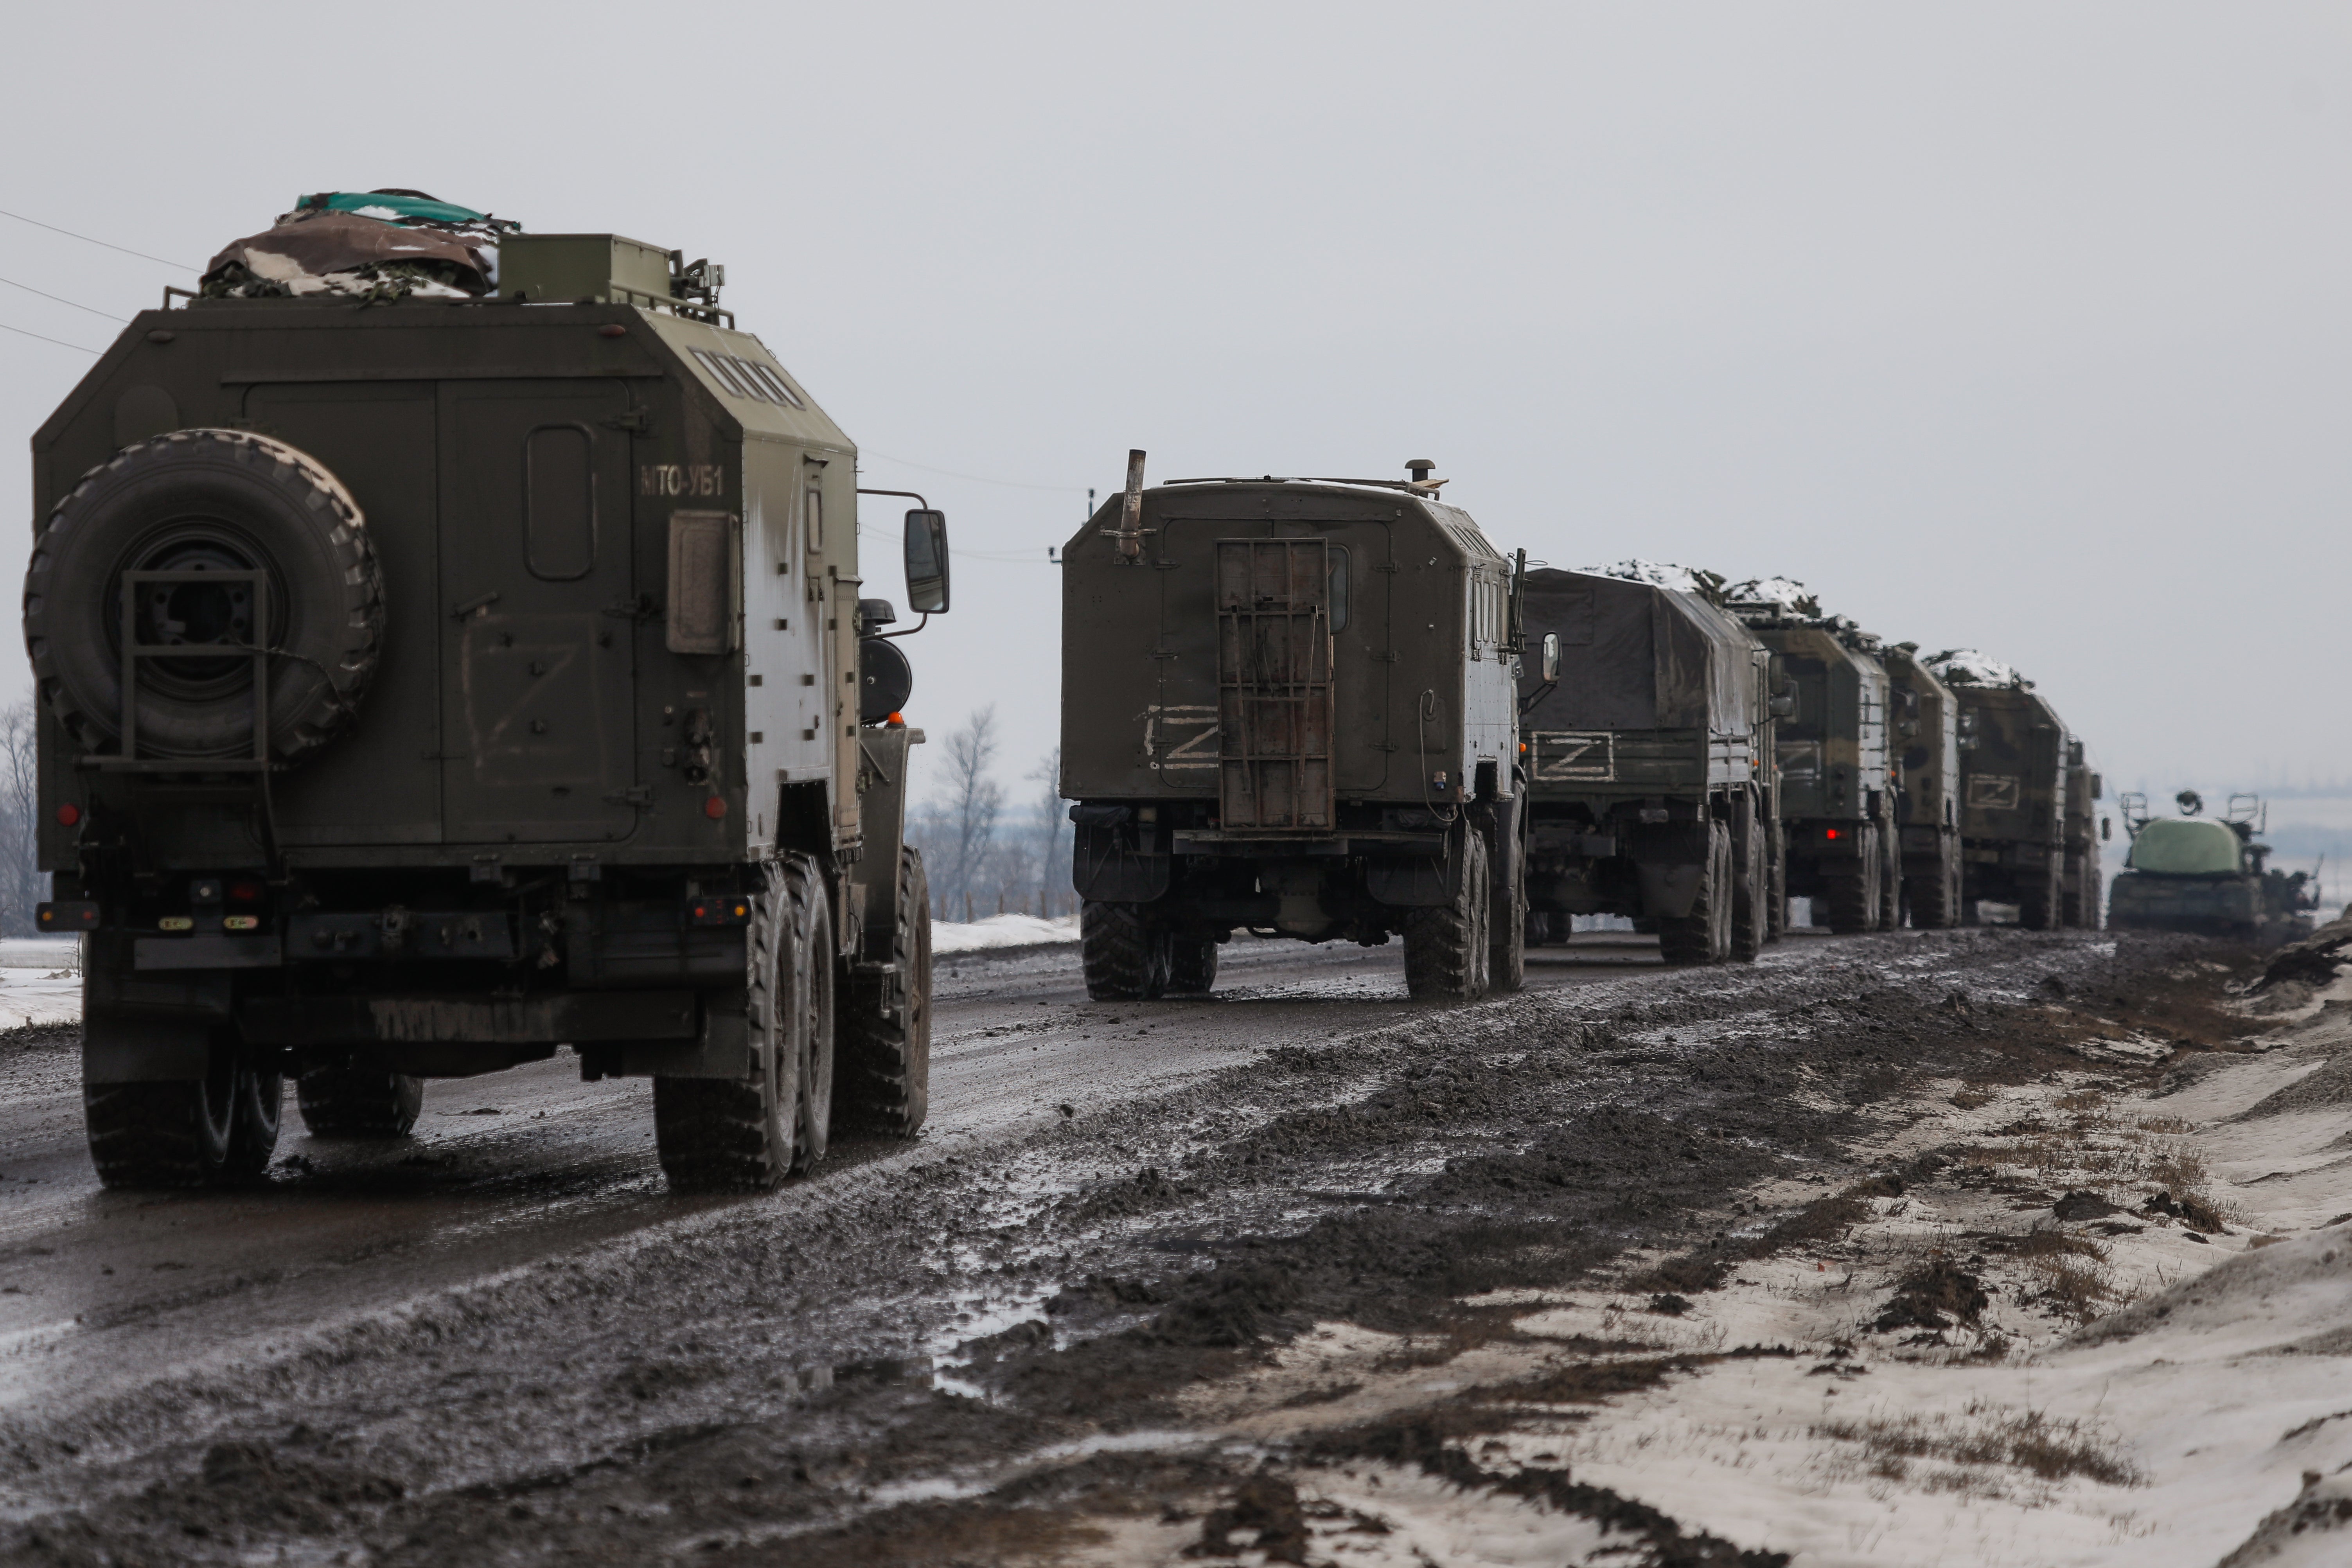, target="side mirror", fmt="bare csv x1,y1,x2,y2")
1768,680,1796,719
904,509,950,614
2101,817,2111,842
2067,738,2085,767
1541,632,1560,683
